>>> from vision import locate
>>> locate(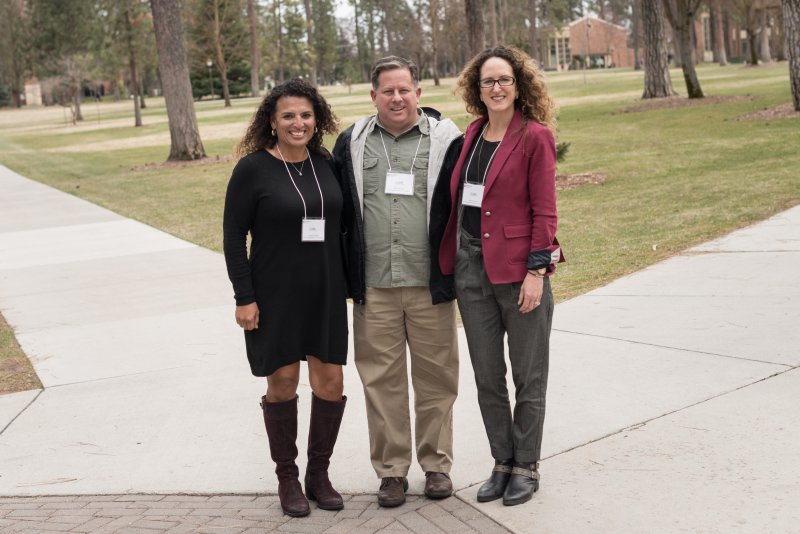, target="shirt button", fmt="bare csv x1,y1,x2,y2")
393,198,398,203
484,211,491,216
483,233,490,239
